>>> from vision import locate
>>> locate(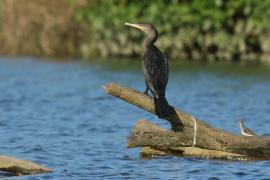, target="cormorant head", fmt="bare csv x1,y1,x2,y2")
125,22,158,37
